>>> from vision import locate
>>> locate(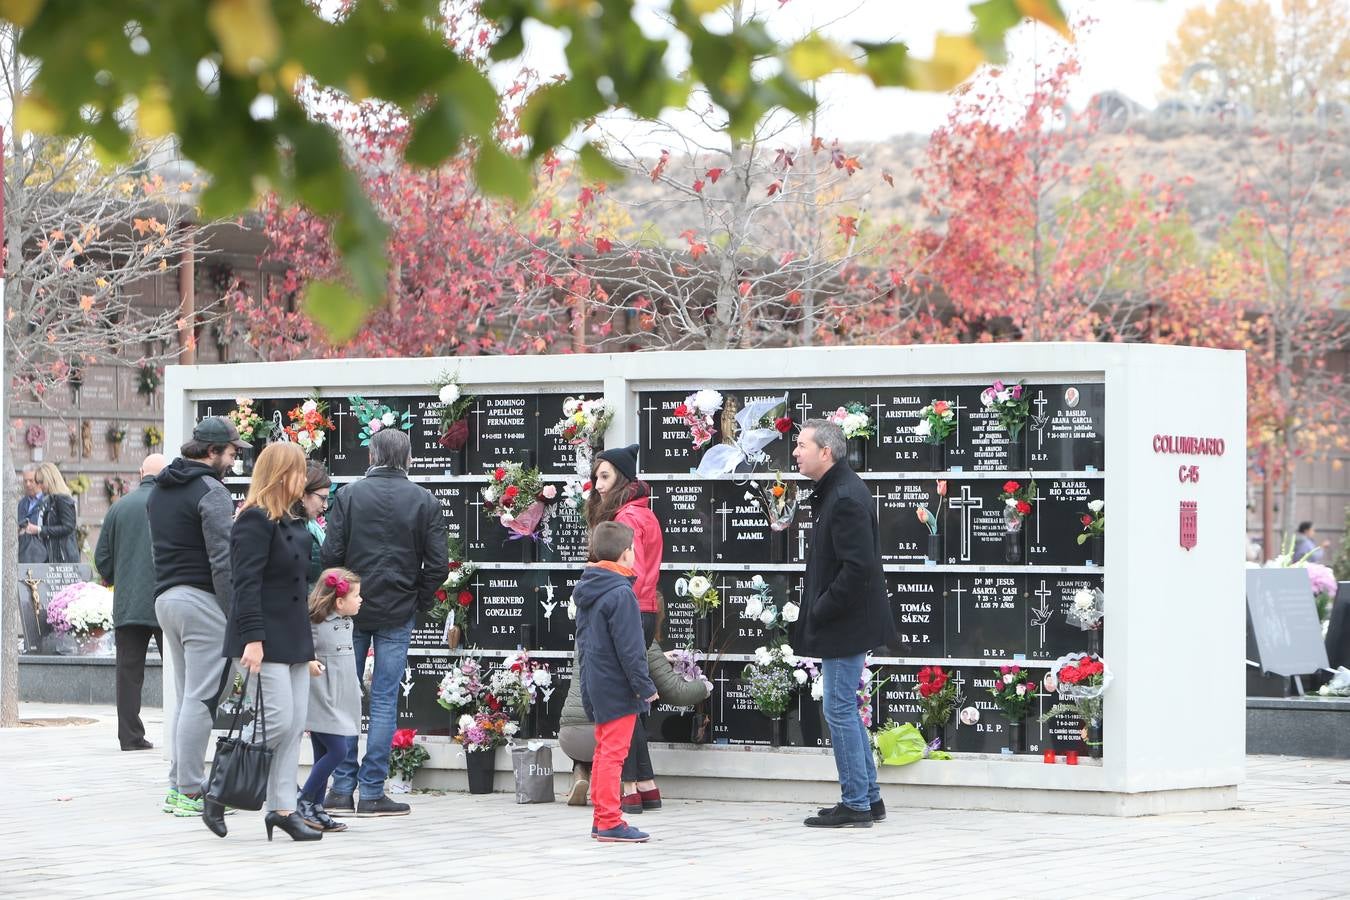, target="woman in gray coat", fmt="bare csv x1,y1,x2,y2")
558,636,710,805
298,568,364,832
